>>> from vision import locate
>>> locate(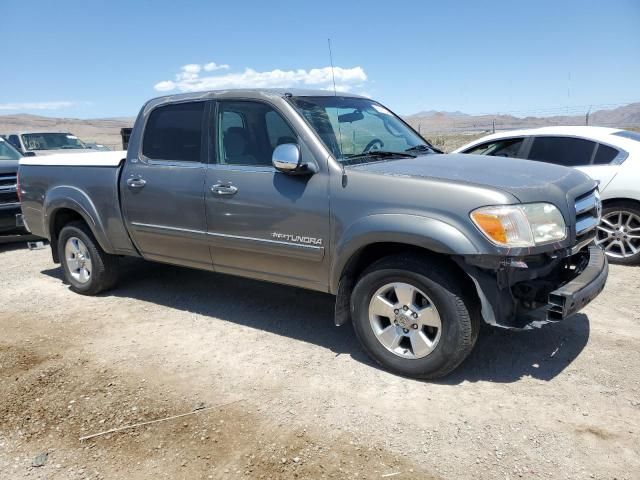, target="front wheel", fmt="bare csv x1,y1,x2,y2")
58,221,119,295
351,255,479,379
